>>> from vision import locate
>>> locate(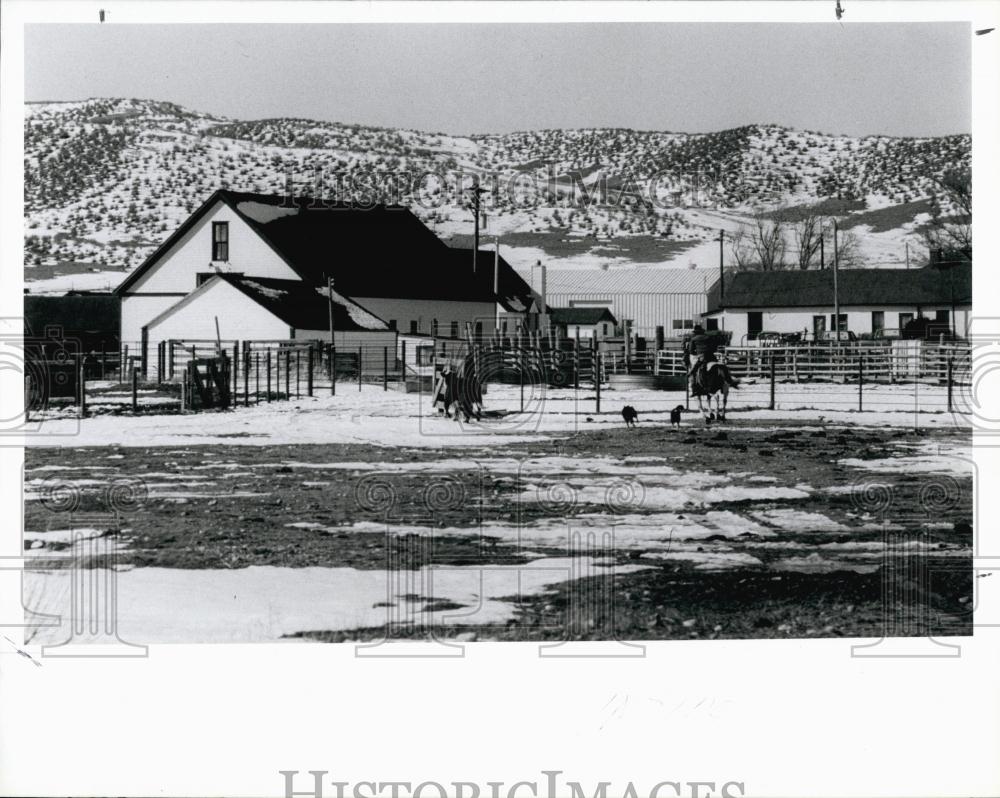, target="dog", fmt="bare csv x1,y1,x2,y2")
670,405,685,427
621,405,639,428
